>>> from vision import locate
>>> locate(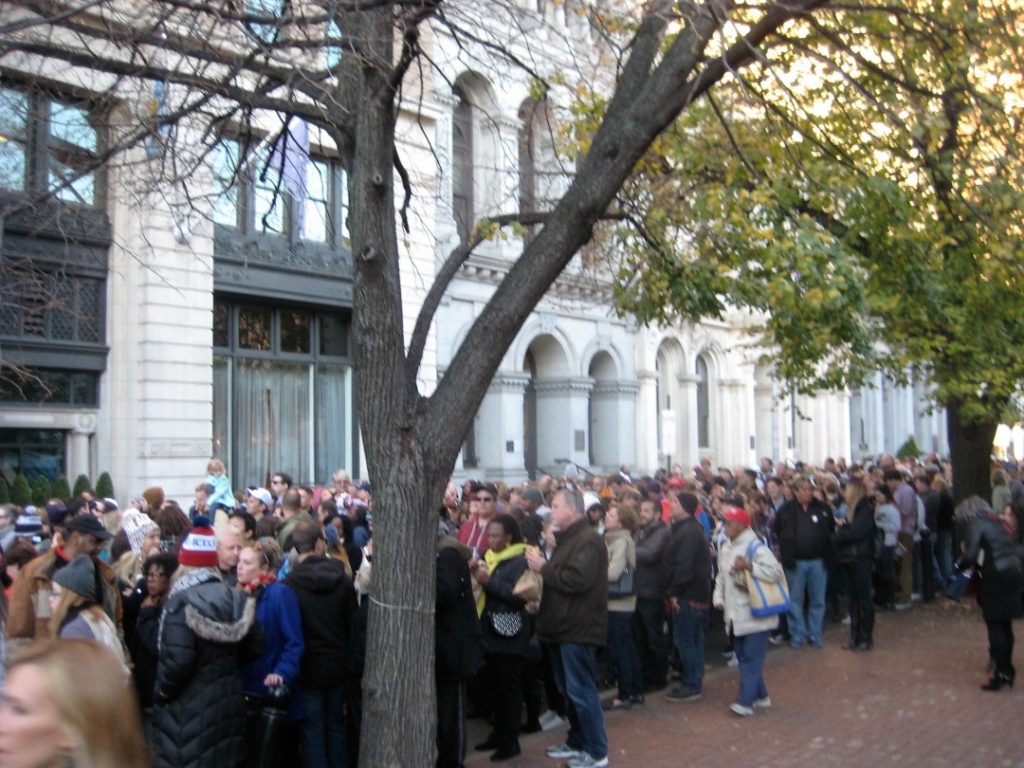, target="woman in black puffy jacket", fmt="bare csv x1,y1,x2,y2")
151,520,264,768
957,497,1024,691
832,478,876,652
